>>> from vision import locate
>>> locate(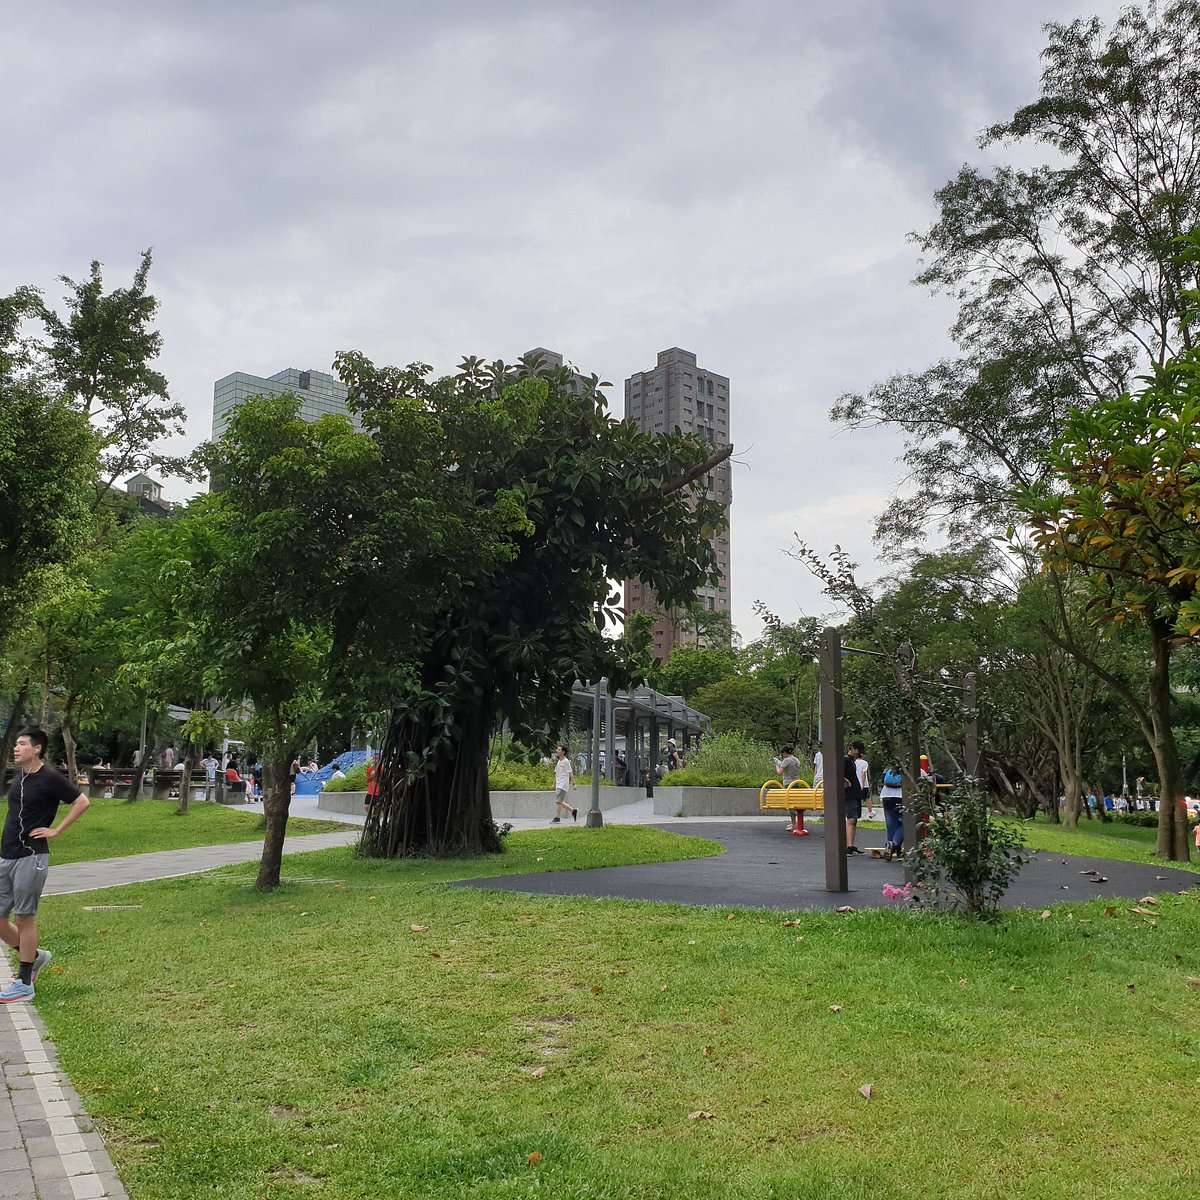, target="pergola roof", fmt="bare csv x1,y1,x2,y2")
569,681,710,736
